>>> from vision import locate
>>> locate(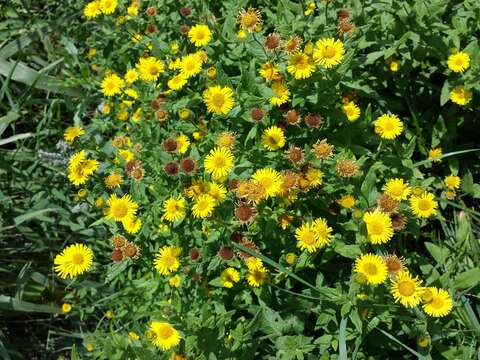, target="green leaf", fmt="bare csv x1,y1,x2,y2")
424,242,450,264
0,295,59,314
453,268,480,290
0,132,33,146
339,317,347,360
0,111,20,137
440,80,450,106
14,208,57,225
